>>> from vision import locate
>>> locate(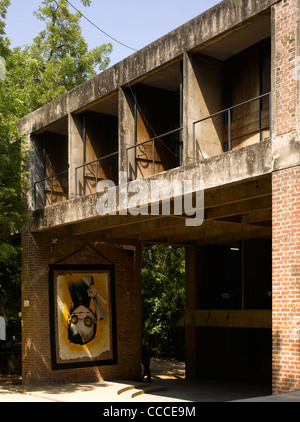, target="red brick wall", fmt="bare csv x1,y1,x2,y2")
21,231,141,385
272,0,300,394
272,166,300,394
275,0,297,136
